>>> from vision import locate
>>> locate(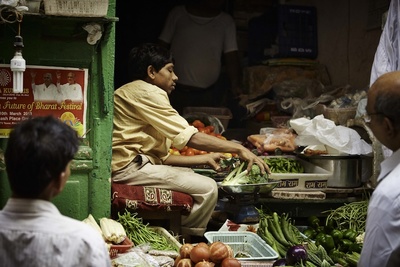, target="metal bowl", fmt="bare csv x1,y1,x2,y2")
219,180,280,195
